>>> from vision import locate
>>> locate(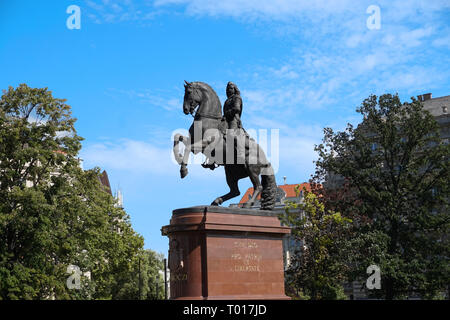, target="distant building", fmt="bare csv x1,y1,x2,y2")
231,182,311,210
420,93,449,144
98,169,124,208
99,170,112,195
